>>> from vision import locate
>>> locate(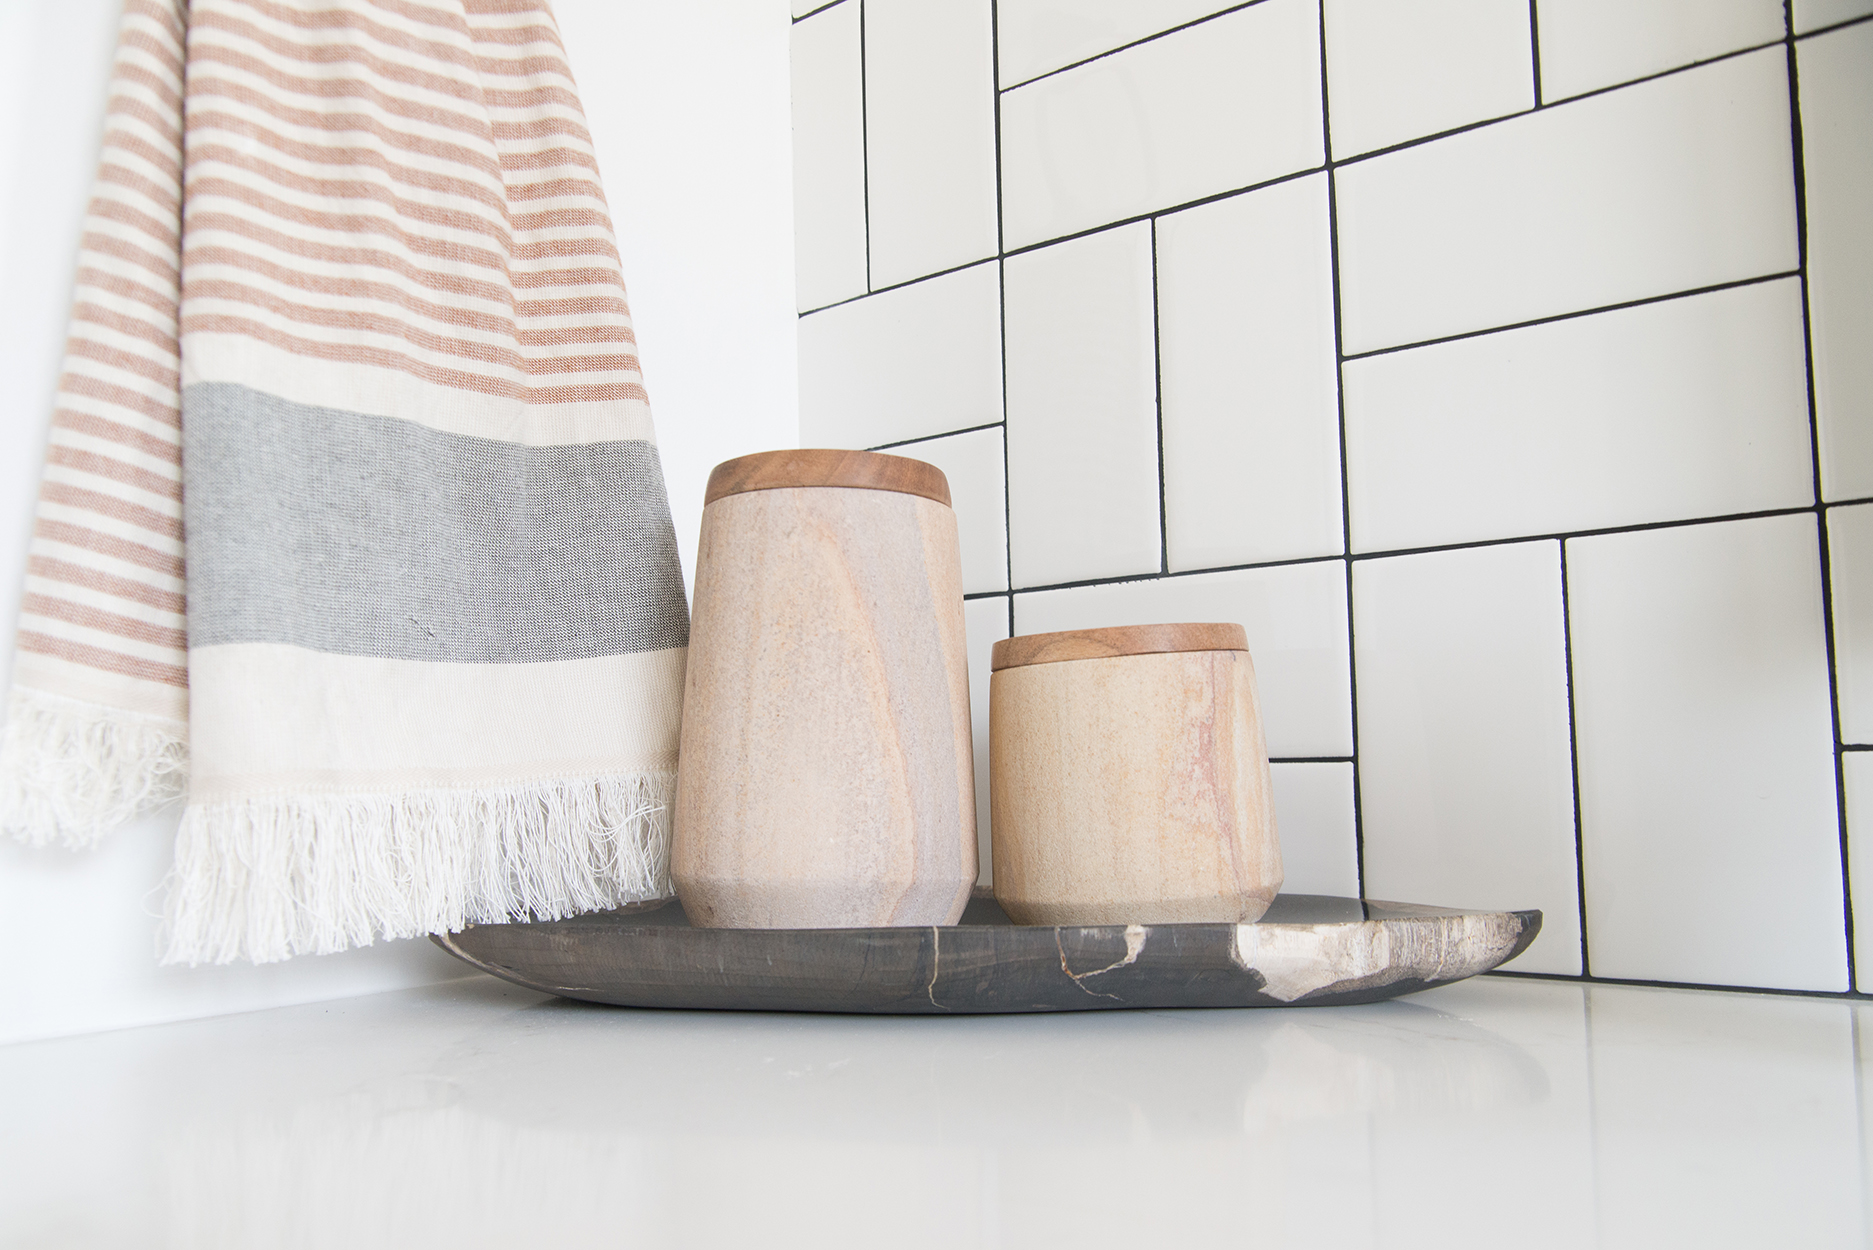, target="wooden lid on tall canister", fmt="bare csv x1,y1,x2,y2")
991,623,1248,672
704,449,952,507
